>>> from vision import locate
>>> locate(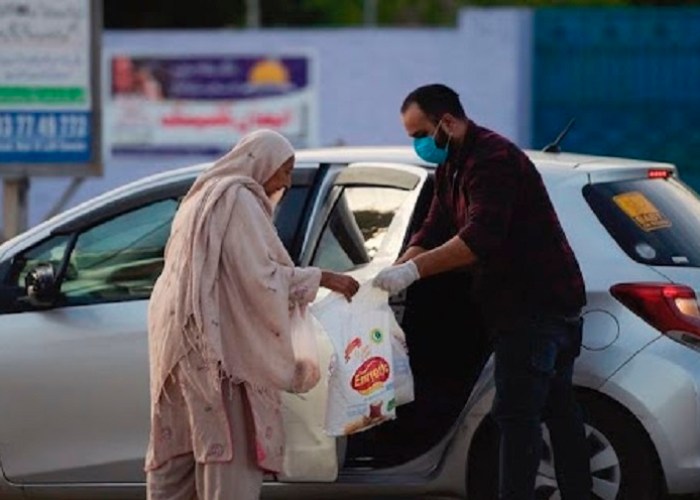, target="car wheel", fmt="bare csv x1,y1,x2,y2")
467,391,664,500
574,391,664,500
